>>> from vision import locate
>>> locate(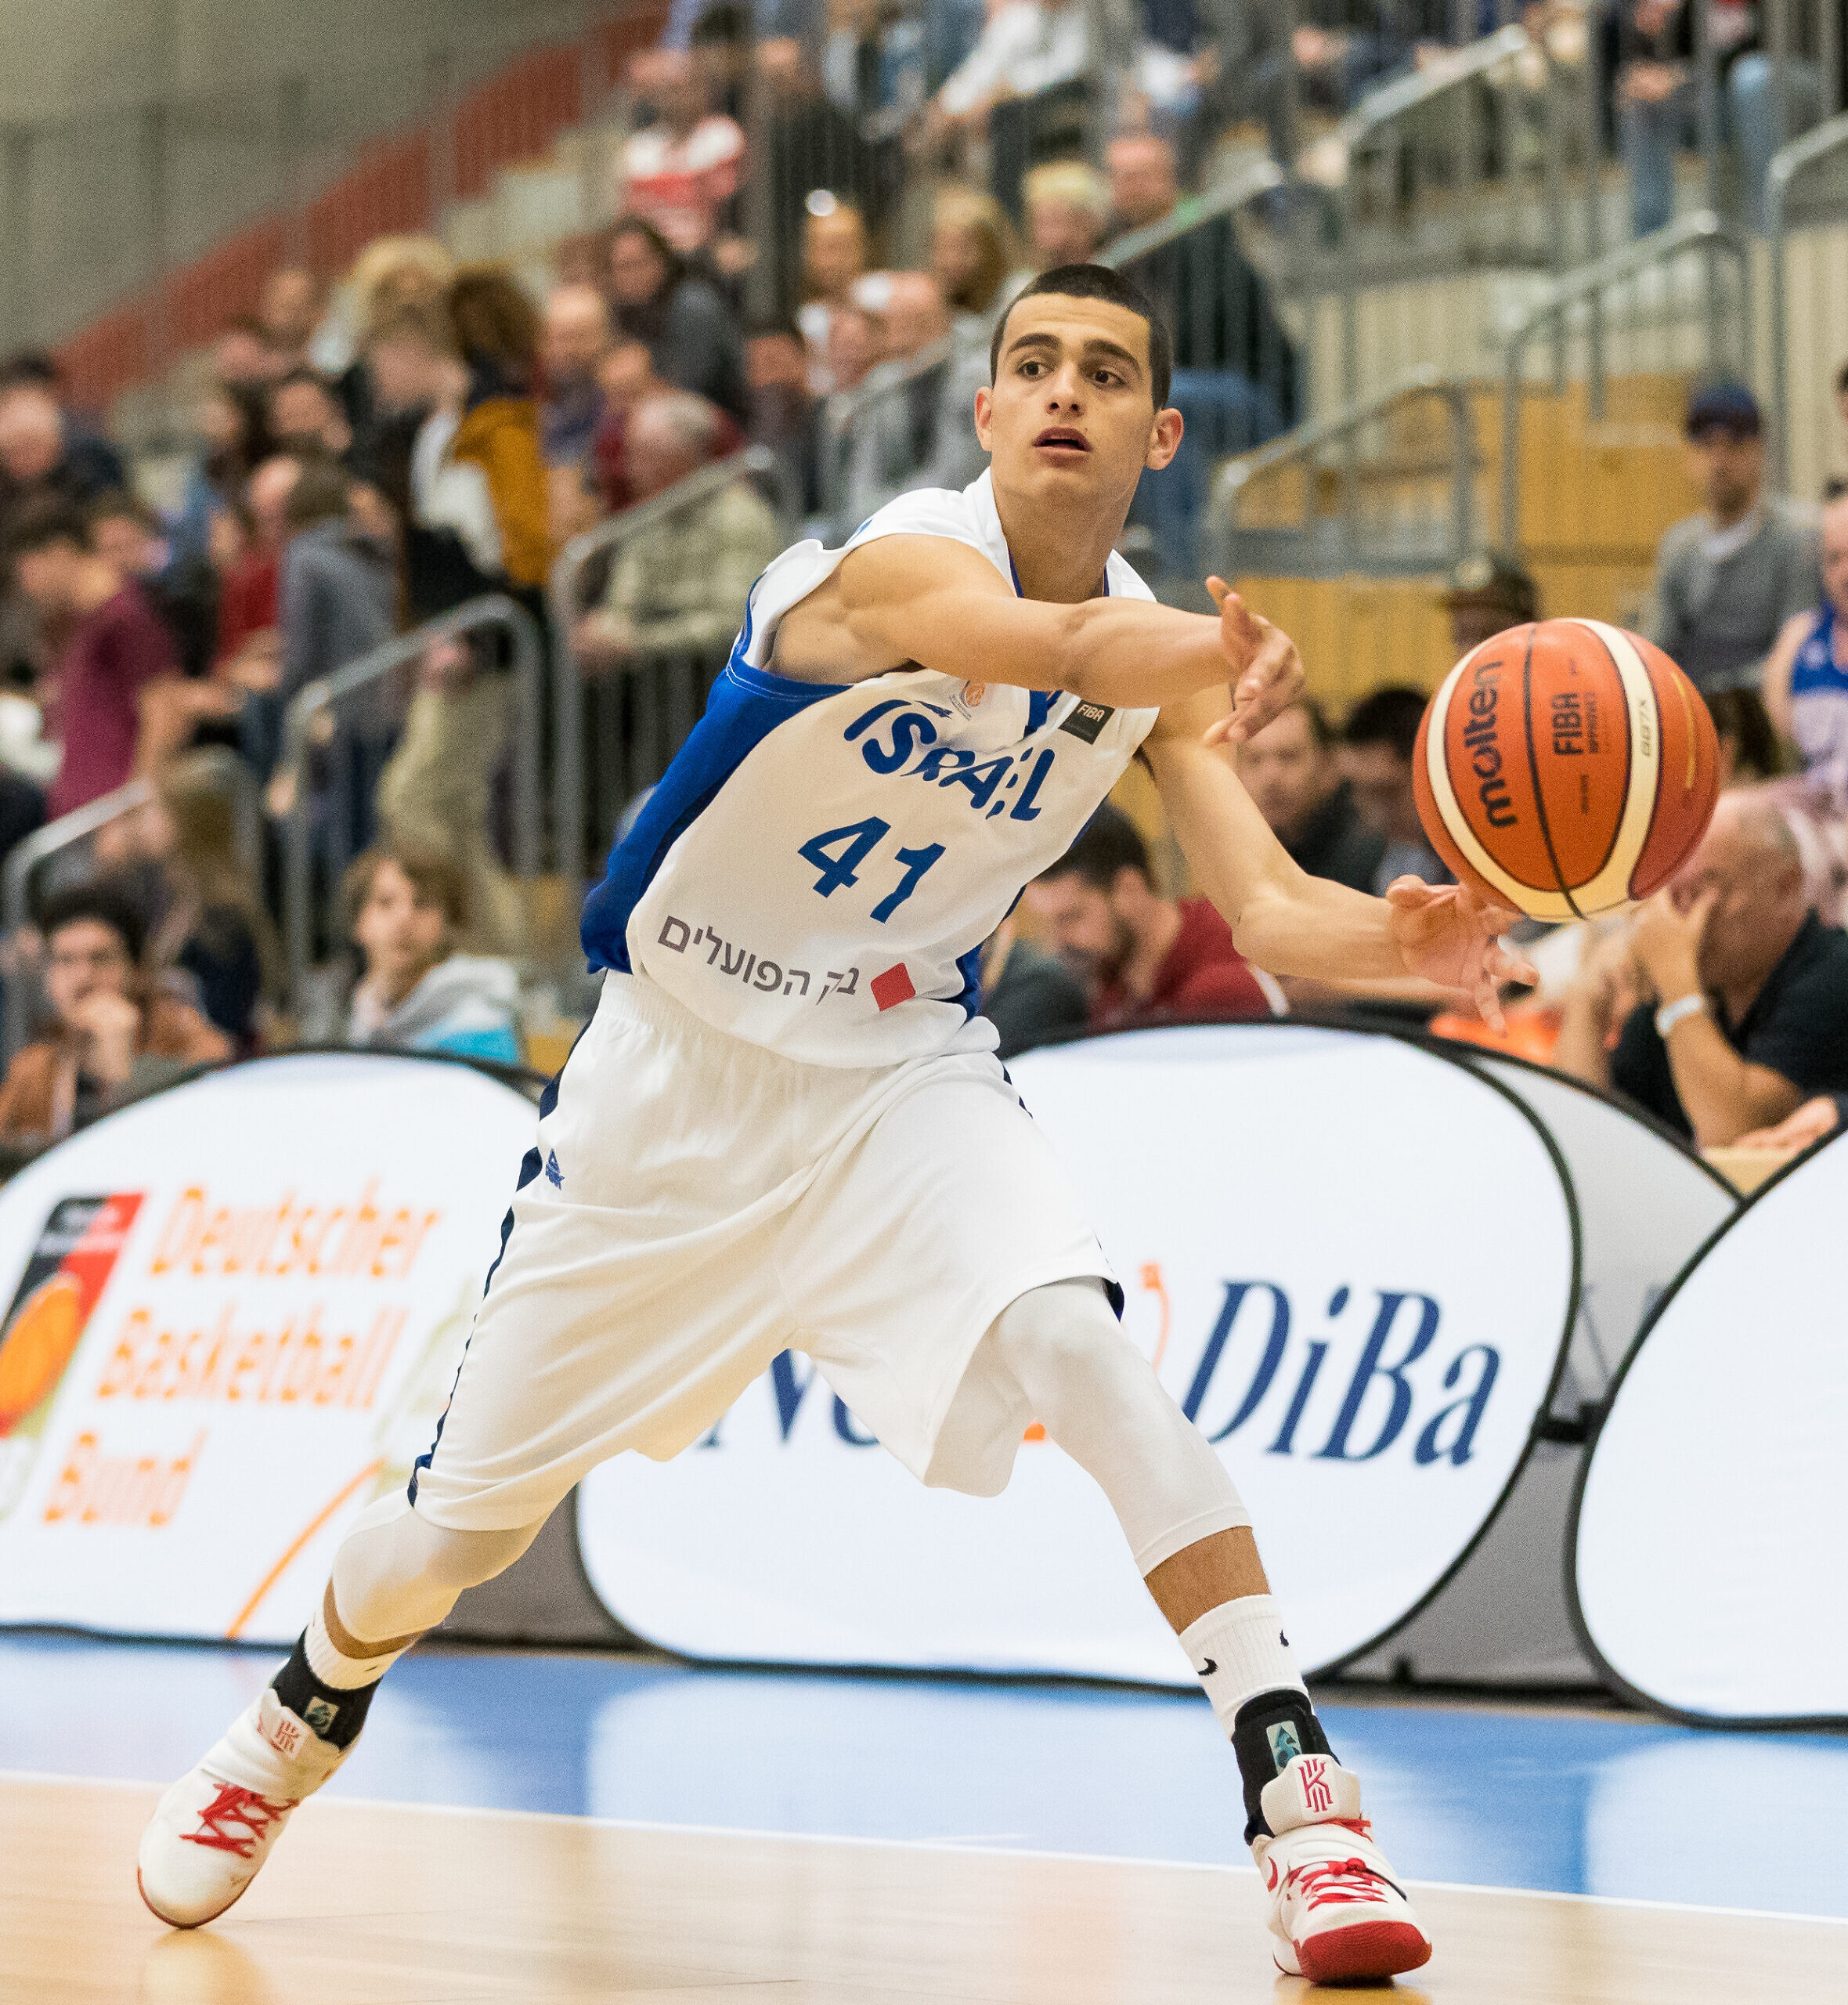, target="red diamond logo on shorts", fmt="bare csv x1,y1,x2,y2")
871,963,915,1011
